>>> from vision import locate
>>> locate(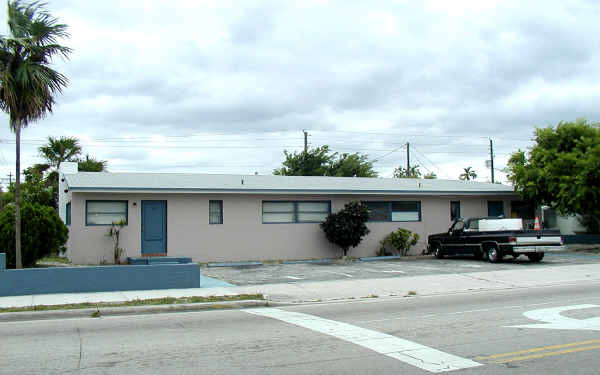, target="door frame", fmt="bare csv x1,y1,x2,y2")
141,200,168,255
